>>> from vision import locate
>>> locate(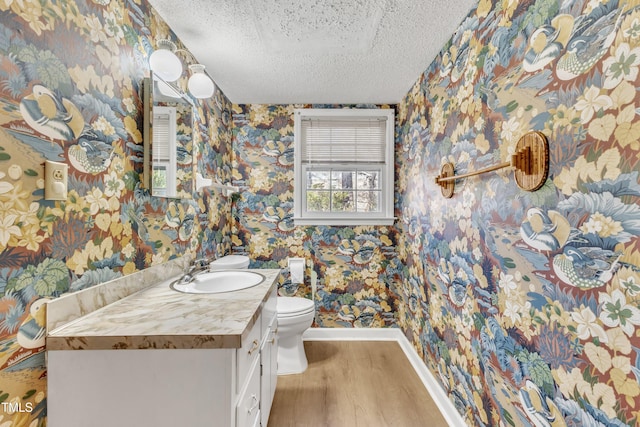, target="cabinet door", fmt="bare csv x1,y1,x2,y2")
268,318,278,403
260,316,278,426
237,358,261,427
251,410,261,427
